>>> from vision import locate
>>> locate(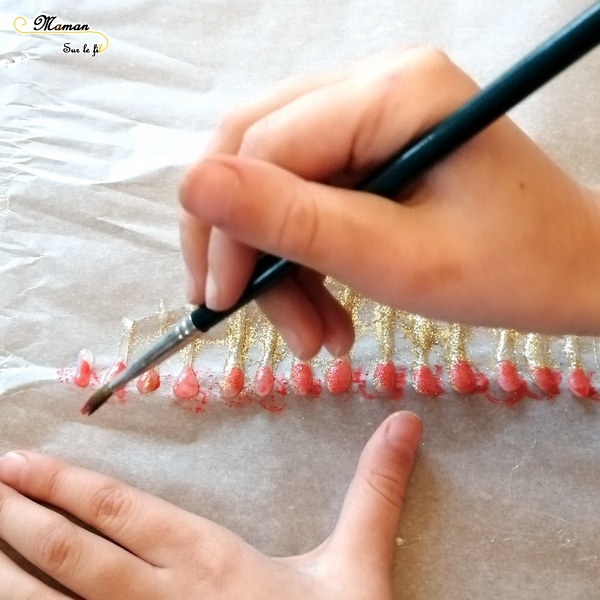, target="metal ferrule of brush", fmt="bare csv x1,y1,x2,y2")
107,314,201,392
